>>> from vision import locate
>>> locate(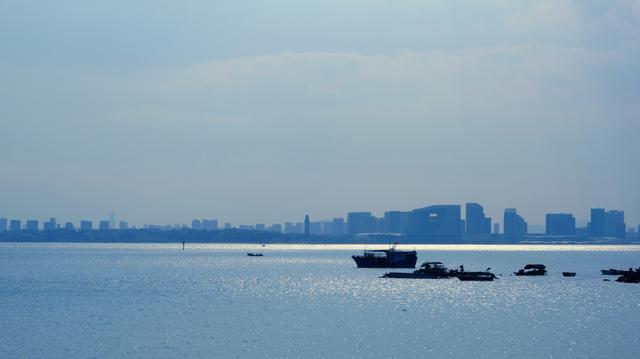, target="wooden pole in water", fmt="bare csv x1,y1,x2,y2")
182,241,185,250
